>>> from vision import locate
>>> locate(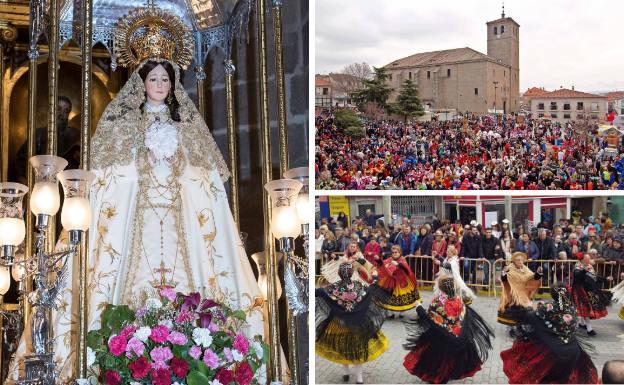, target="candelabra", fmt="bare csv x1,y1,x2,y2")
0,156,94,385
265,168,311,385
